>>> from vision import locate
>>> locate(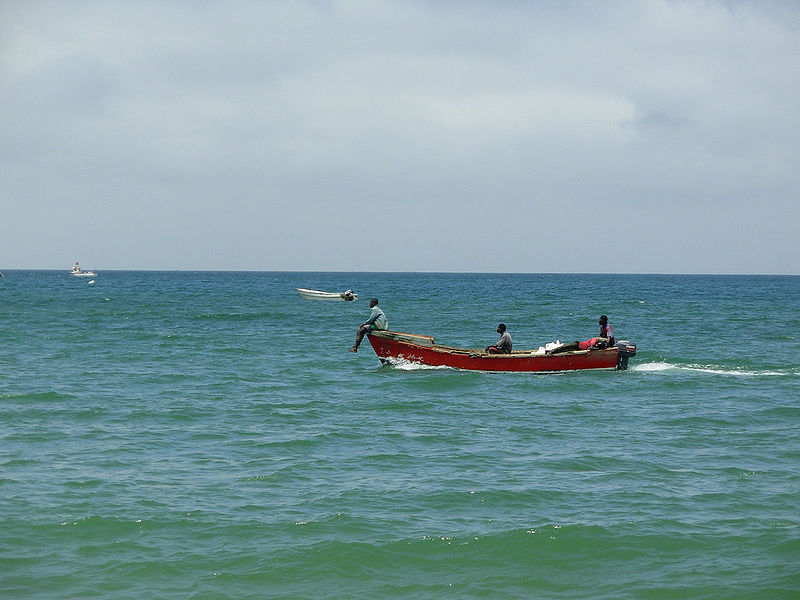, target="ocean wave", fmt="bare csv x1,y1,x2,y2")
1,390,79,402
